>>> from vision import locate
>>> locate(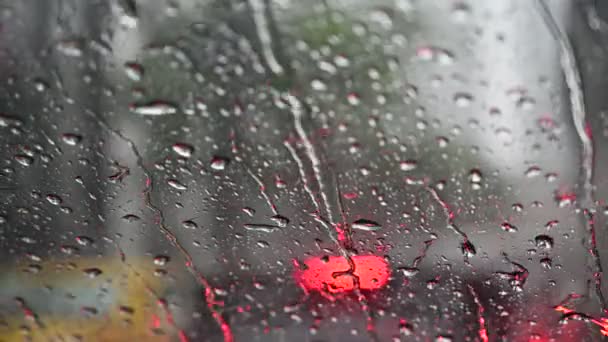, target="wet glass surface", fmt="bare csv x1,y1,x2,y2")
1,0,608,341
